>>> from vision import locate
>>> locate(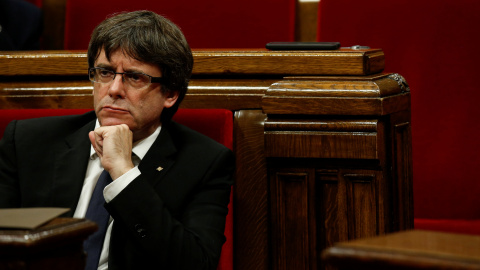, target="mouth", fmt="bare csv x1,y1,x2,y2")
102,105,129,114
